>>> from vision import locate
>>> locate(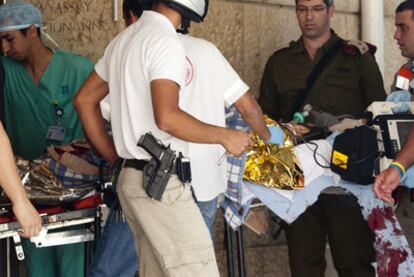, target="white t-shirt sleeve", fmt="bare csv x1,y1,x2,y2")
147,35,187,88
223,80,249,107
95,56,107,82
100,95,111,121
211,46,249,107
95,38,117,82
